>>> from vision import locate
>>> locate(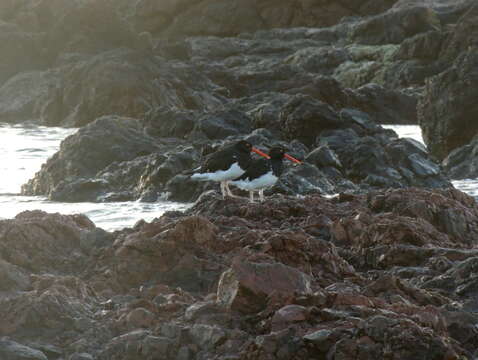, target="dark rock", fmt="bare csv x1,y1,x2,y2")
419,49,478,160
442,135,478,180
1,47,225,126
303,329,336,352
155,0,398,39
0,339,48,360
350,6,441,45
0,259,31,292
189,324,227,350
144,108,196,139
271,305,308,331
439,2,478,63
5,2,478,359
277,162,339,196
185,301,222,322
113,216,220,292
193,109,253,140
69,354,94,360
418,6,478,160
319,129,450,189
395,30,444,60
21,116,160,198
141,336,175,359
280,95,344,147
2,186,478,358
305,145,342,169
407,153,440,176
351,83,418,124
0,71,58,124
0,210,96,274
216,259,312,314
98,330,150,360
